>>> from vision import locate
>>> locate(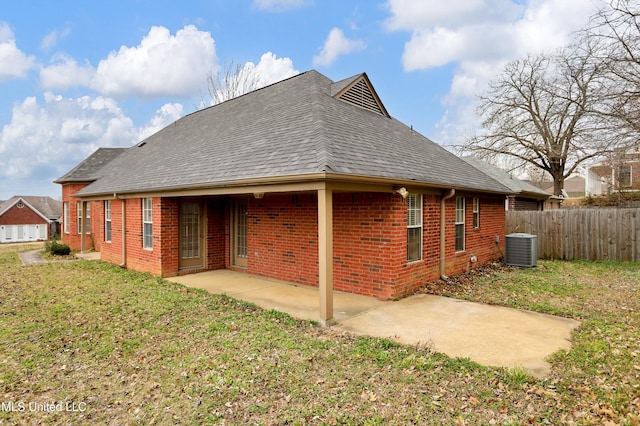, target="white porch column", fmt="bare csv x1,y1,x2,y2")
317,187,334,326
